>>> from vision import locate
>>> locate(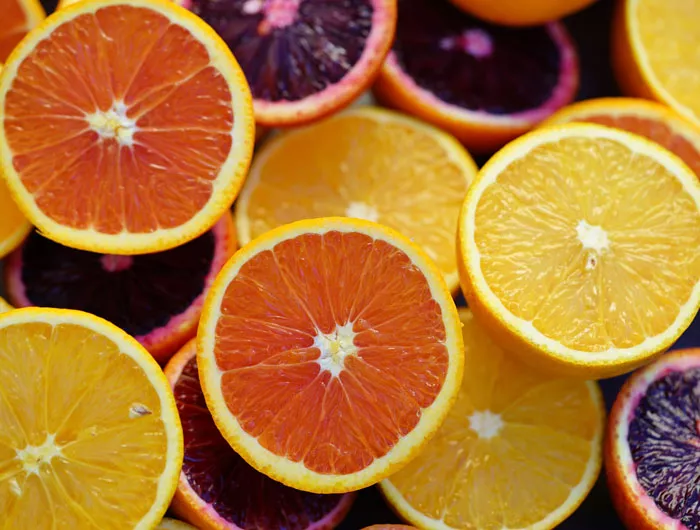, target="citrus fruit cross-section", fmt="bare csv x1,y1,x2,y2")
373,0,578,153
458,123,700,378
0,0,44,62
4,212,237,364
381,309,604,530
197,217,464,493
613,0,700,128
606,348,700,530
180,0,397,127
166,339,356,529
0,0,254,255
235,107,477,294
544,97,700,178
0,307,183,528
